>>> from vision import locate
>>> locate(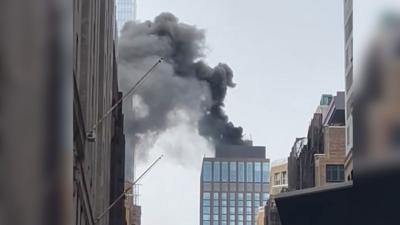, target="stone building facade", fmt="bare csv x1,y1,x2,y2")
73,1,125,225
